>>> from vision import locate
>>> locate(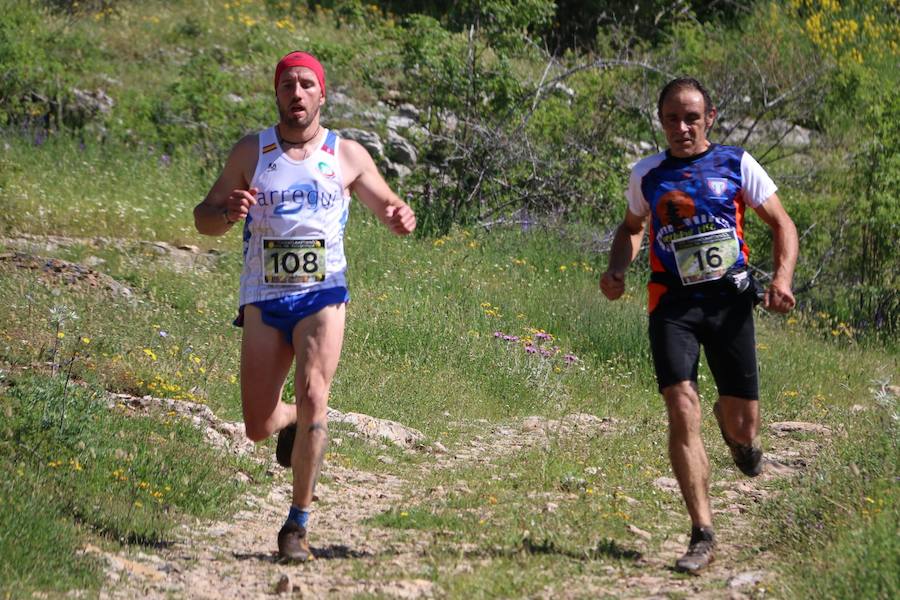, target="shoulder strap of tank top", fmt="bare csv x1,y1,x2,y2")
259,127,278,156
321,129,338,156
